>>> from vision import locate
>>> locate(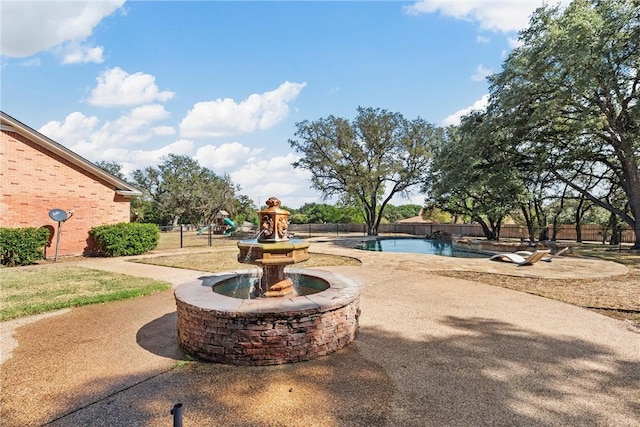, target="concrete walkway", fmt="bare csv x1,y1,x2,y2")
1,242,638,426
